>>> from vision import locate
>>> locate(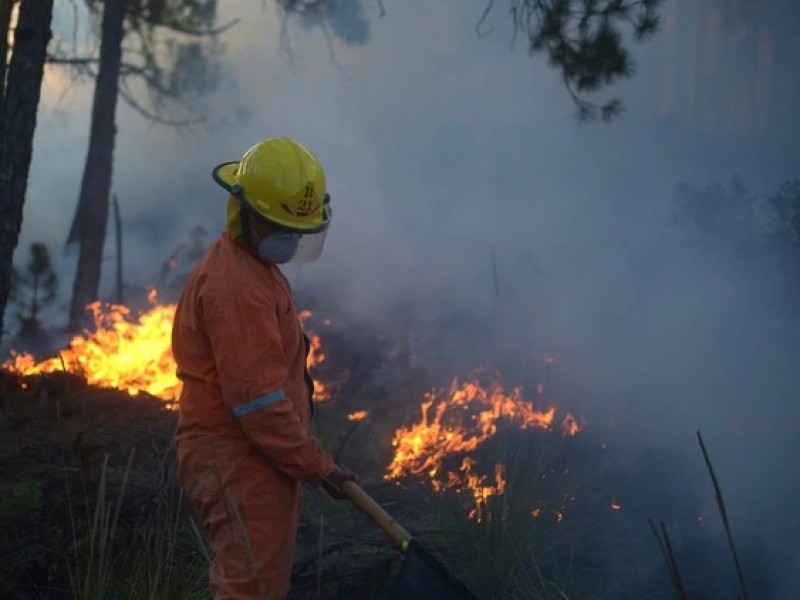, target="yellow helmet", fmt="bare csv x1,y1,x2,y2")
213,138,332,262
214,137,330,231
